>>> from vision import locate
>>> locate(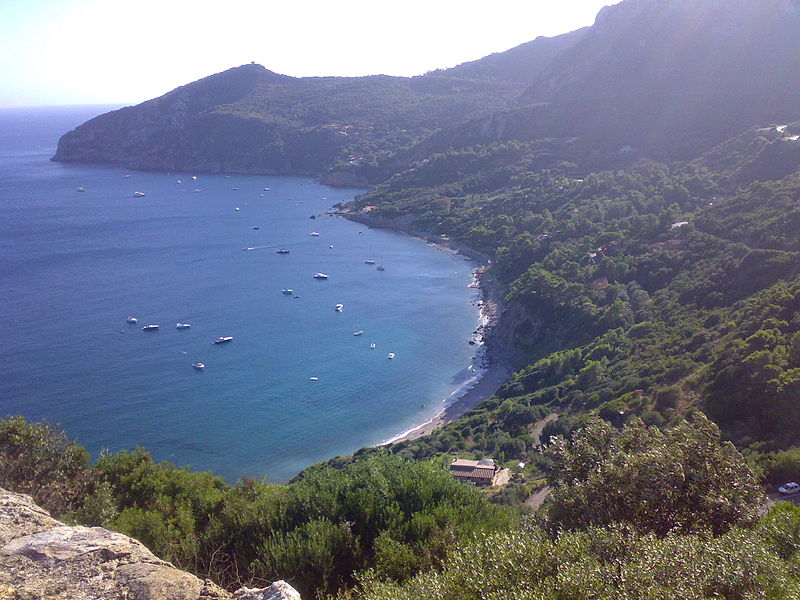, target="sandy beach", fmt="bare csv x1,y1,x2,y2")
340,209,523,444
